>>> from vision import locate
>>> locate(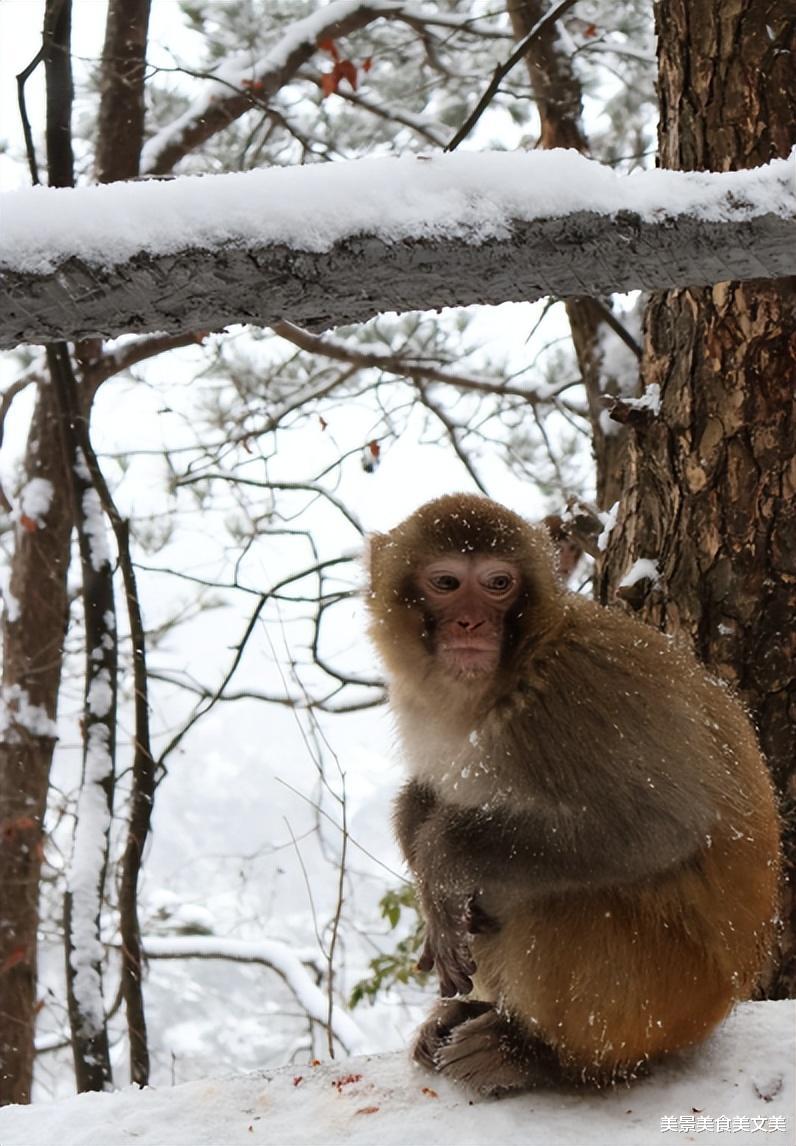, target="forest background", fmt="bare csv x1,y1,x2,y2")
0,0,792,1108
